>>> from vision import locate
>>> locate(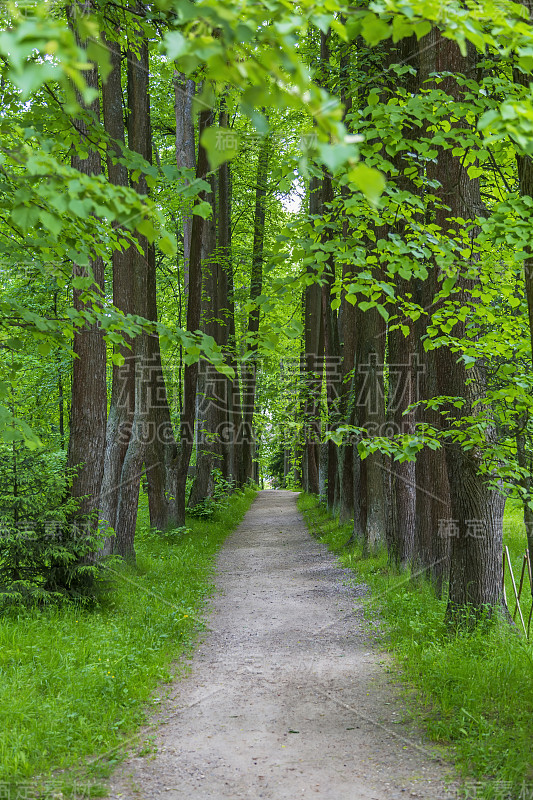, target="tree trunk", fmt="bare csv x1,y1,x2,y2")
188,174,218,507
429,32,506,623
174,109,211,525
67,3,107,528
174,73,196,295
145,238,178,531
303,175,323,495
99,33,135,552
413,276,451,595
113,29,151,560
355,304,387,556
514,1,533,577
337,42,356,524
241,134,269,485
387,313,416,568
